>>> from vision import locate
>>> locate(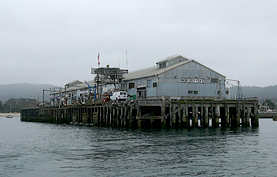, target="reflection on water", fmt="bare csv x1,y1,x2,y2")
1,117,276,177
